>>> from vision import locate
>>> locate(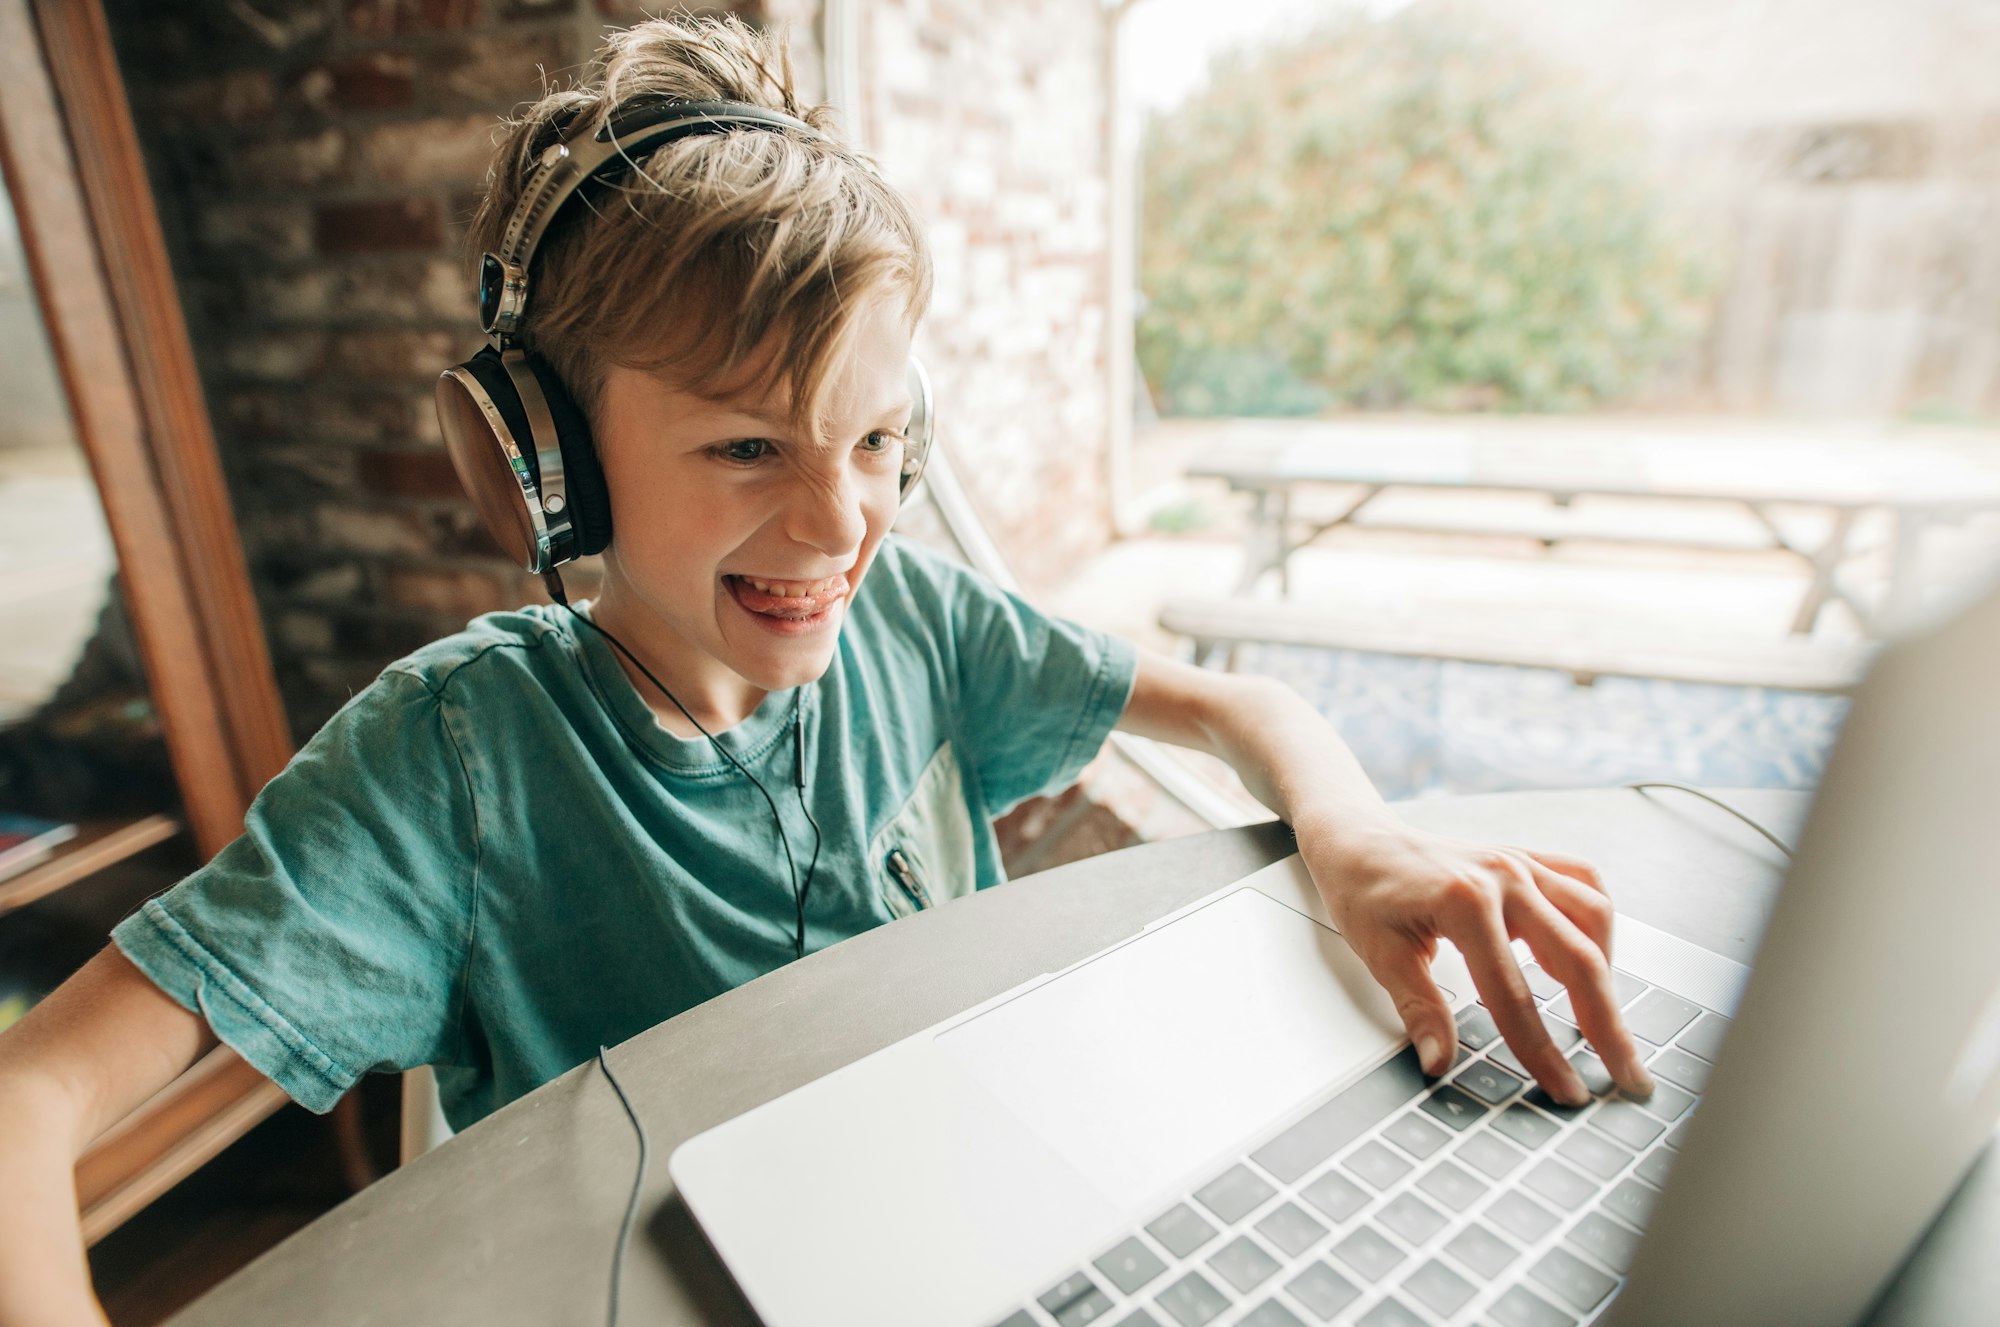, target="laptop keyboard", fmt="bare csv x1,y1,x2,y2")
990,963,1725,1327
